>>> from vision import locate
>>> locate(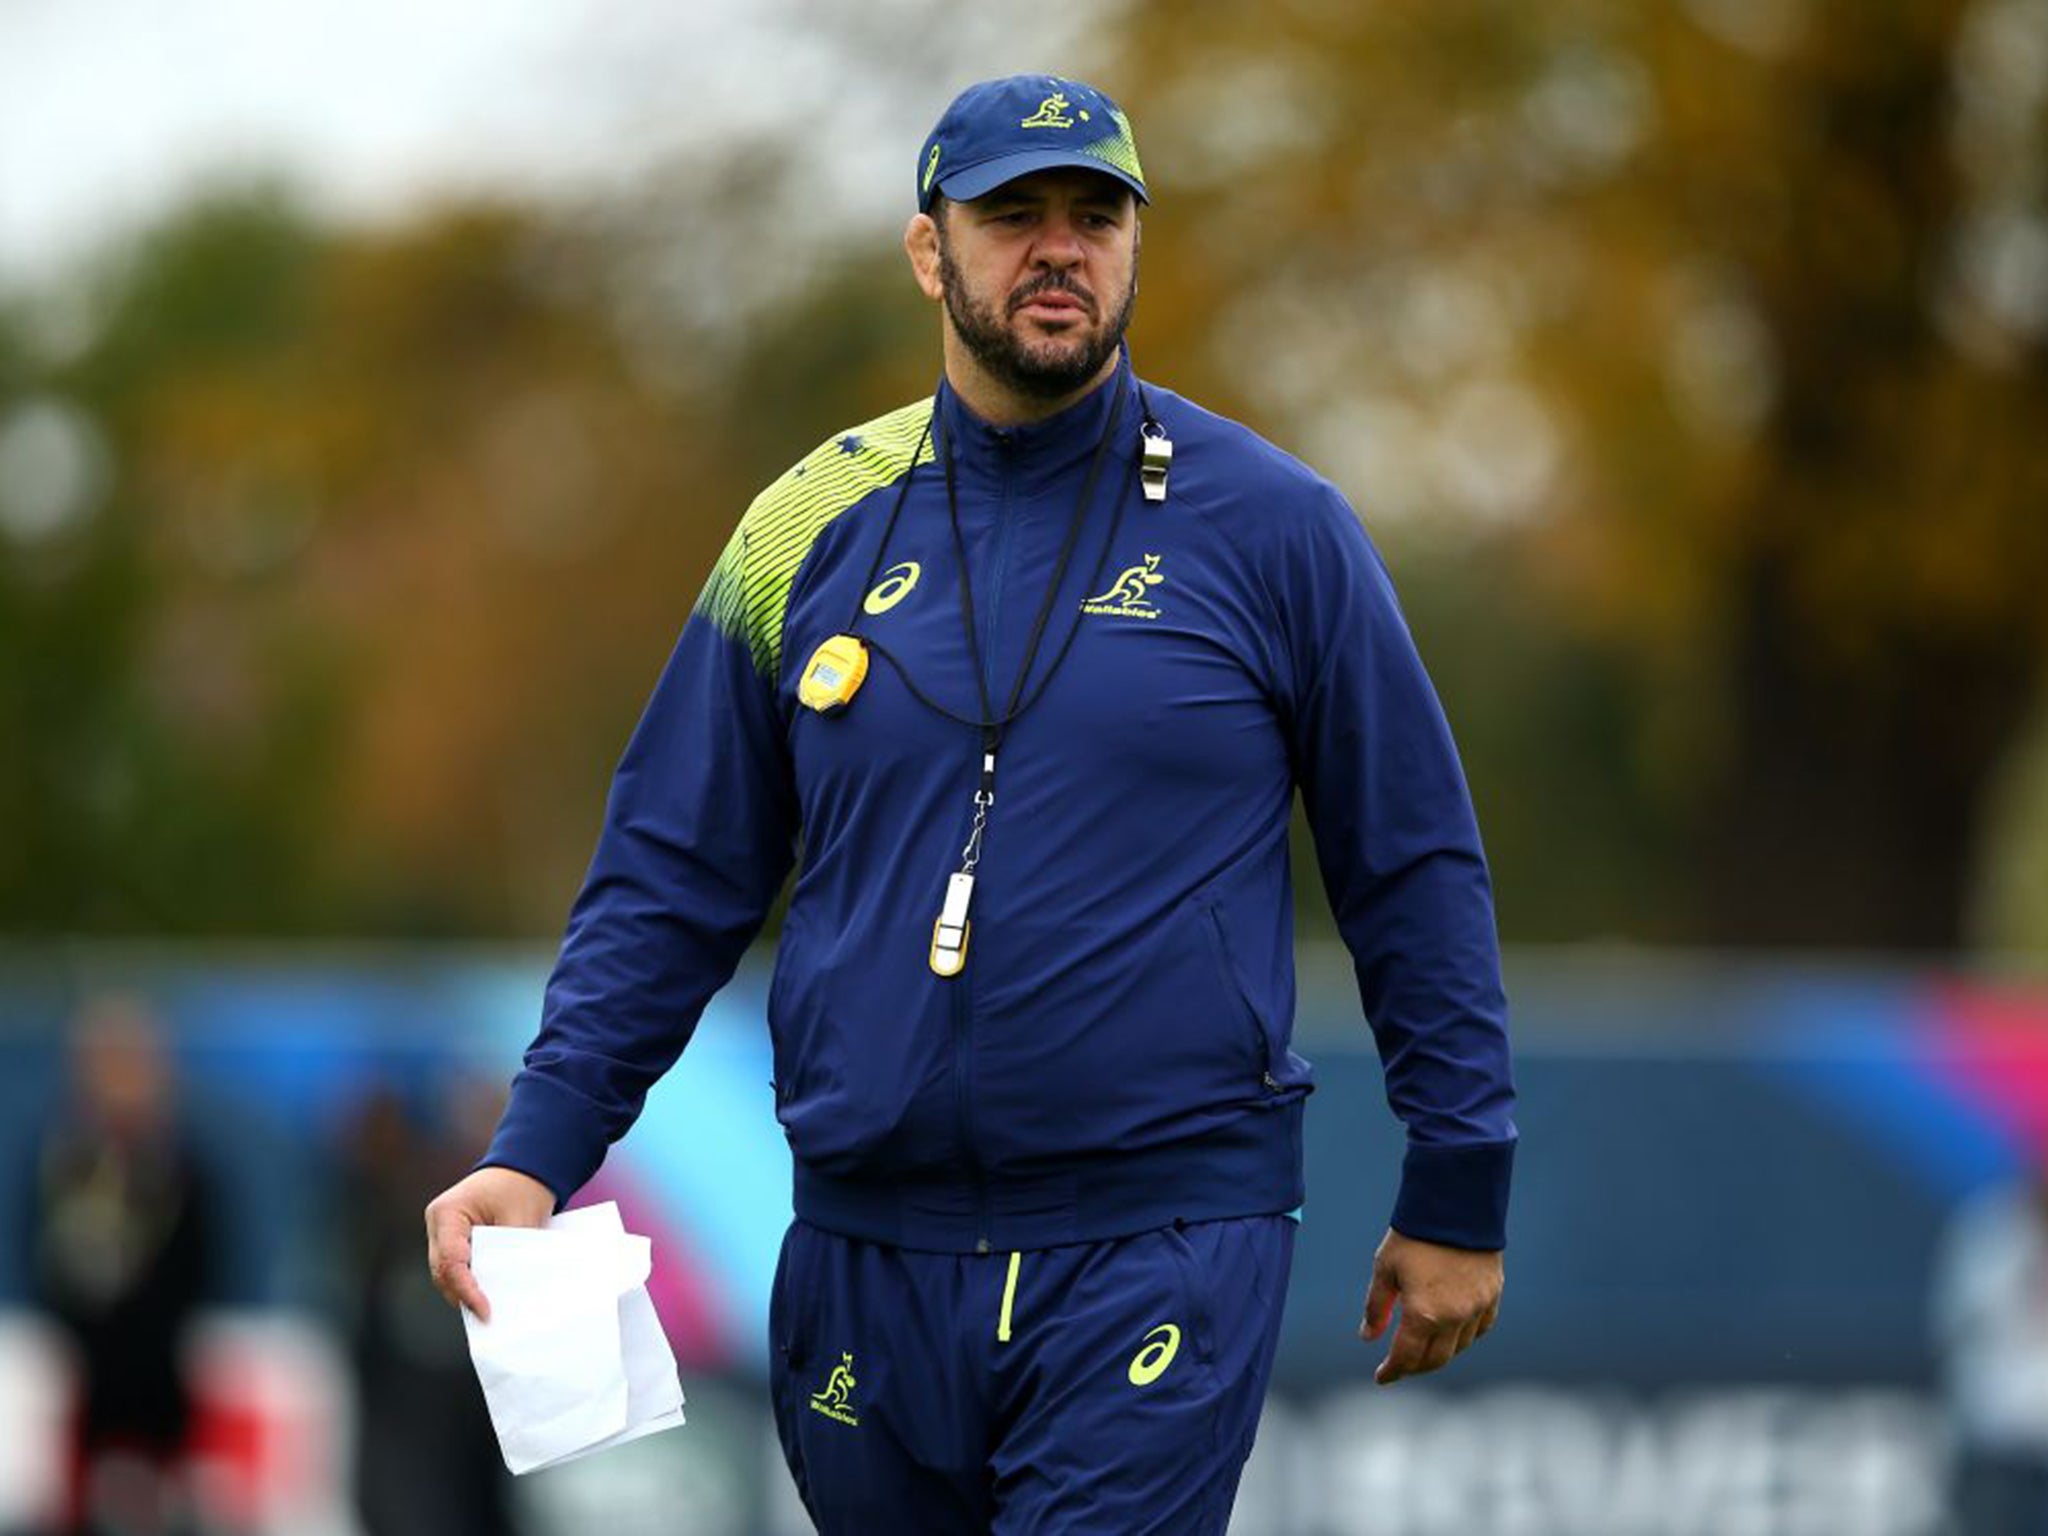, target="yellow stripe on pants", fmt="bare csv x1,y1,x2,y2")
997,1250,1022,1342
